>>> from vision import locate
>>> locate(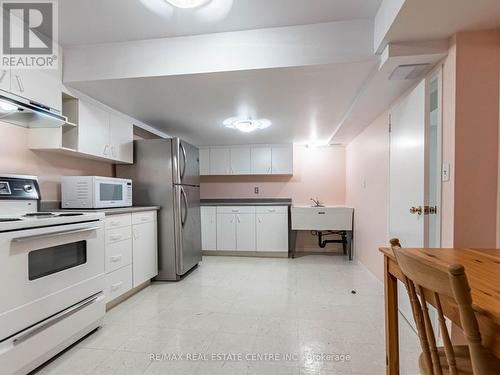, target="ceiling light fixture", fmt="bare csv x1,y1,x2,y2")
164,0,210,9
223,117,272,133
